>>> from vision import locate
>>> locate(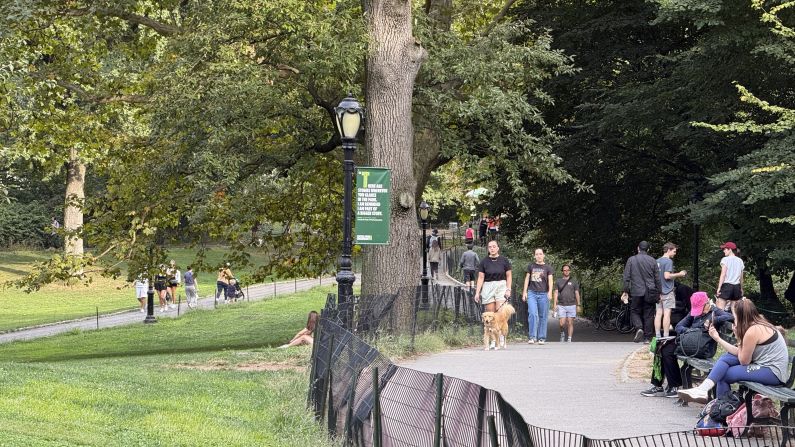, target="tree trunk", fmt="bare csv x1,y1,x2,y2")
361,0,427,326
785,271,795,307
64,147,85,257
